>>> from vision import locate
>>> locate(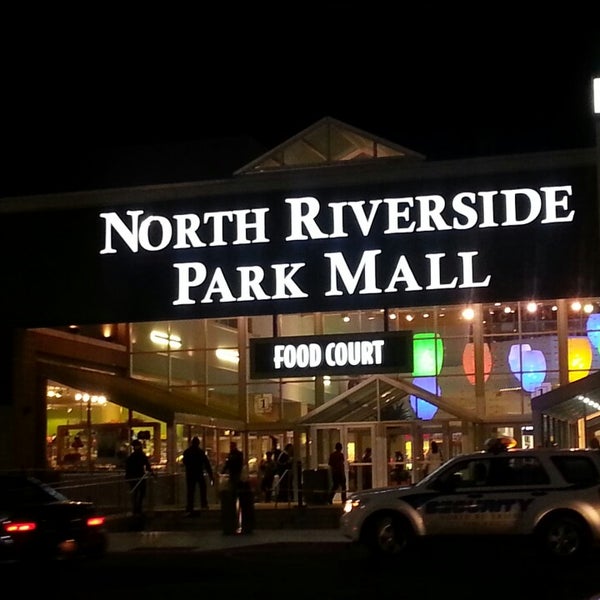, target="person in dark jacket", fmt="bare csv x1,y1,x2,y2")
328,442,347,503
276,443,294,502
125,440,153,515
182,436,214,513
221,441,244,489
